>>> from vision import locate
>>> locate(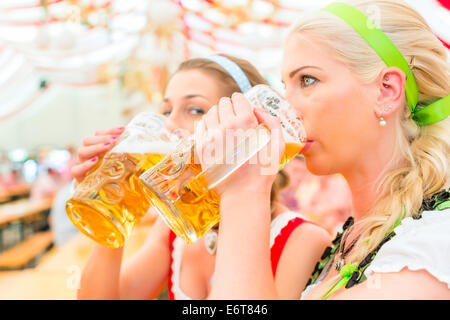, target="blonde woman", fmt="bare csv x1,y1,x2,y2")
198,0,450,299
